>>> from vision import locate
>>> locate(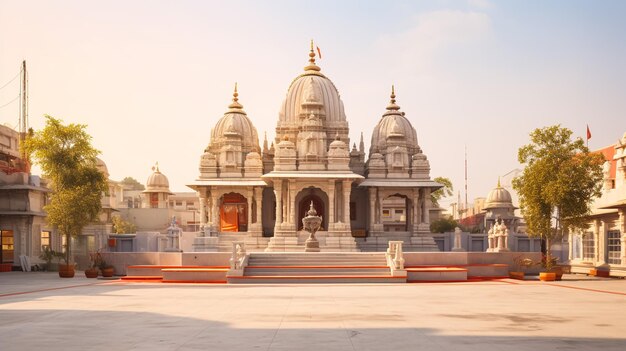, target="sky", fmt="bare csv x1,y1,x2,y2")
1,0,625,210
